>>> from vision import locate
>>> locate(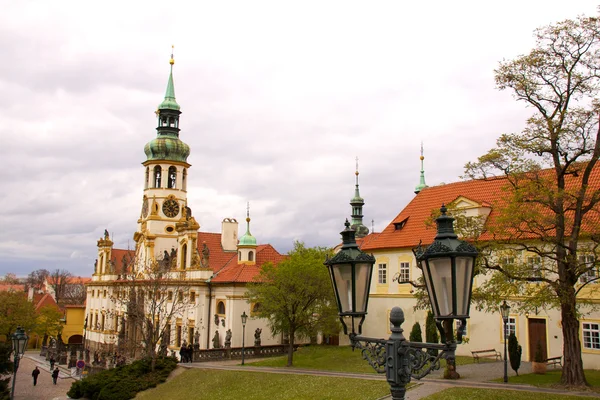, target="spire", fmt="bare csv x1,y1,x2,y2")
145,47,189,163
414,142,428,194
350,157,369,238
238,202,257,246
159,45,180,111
